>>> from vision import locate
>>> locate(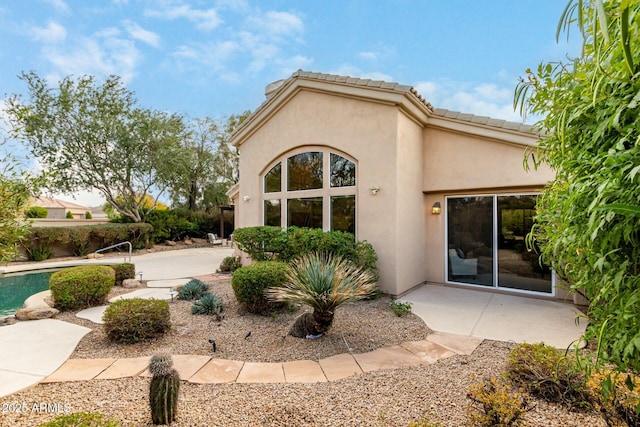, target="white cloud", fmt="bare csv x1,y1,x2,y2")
123,20,160,48
278,55,313,75
358,51,378,61
246,11,304,39
413,79,524,122
42,0,70,14
31,21,67,44
145,2,222,31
